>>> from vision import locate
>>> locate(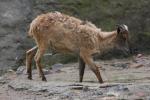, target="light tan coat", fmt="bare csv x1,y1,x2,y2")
26,11,129,83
